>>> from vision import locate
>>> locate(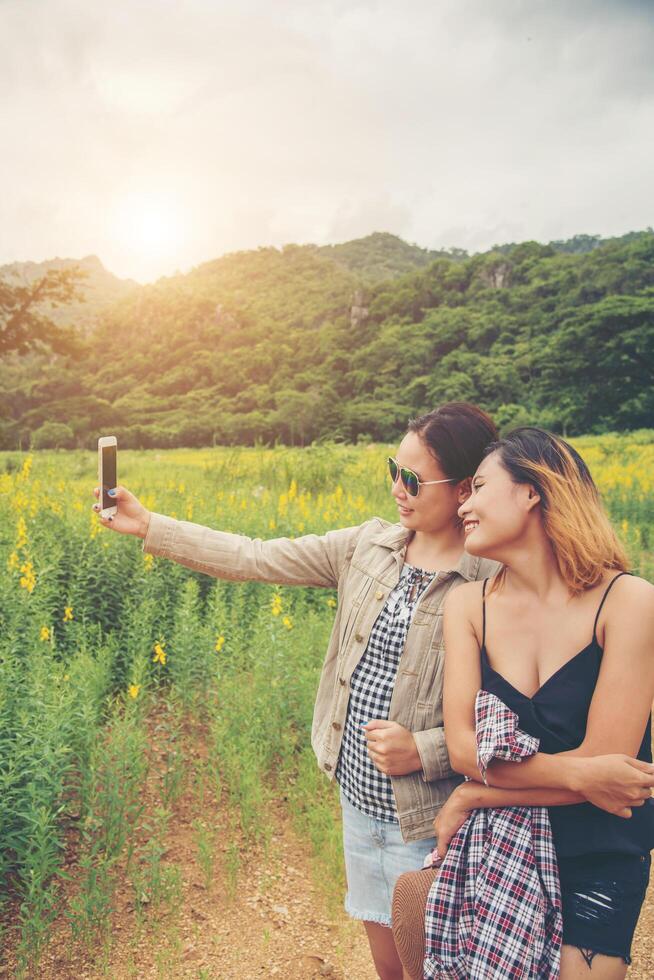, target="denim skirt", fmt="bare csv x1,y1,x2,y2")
340,789,436,927
560,851,651,965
